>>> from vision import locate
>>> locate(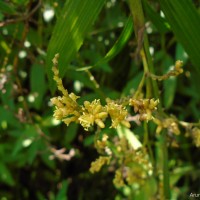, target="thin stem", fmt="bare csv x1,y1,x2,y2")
133,73,145,99
140,49,152,98
129,0,170,198
143,122,155,167
129,0,161,106
85,69,107,100
161,130,171,199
